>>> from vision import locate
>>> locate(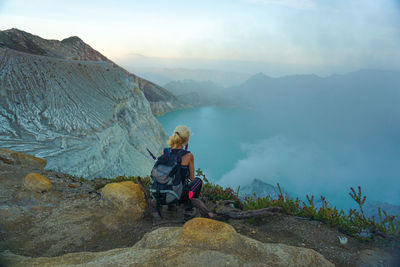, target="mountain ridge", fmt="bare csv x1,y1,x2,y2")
0,28,110,62
0,28,184,115
0,29,185,178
